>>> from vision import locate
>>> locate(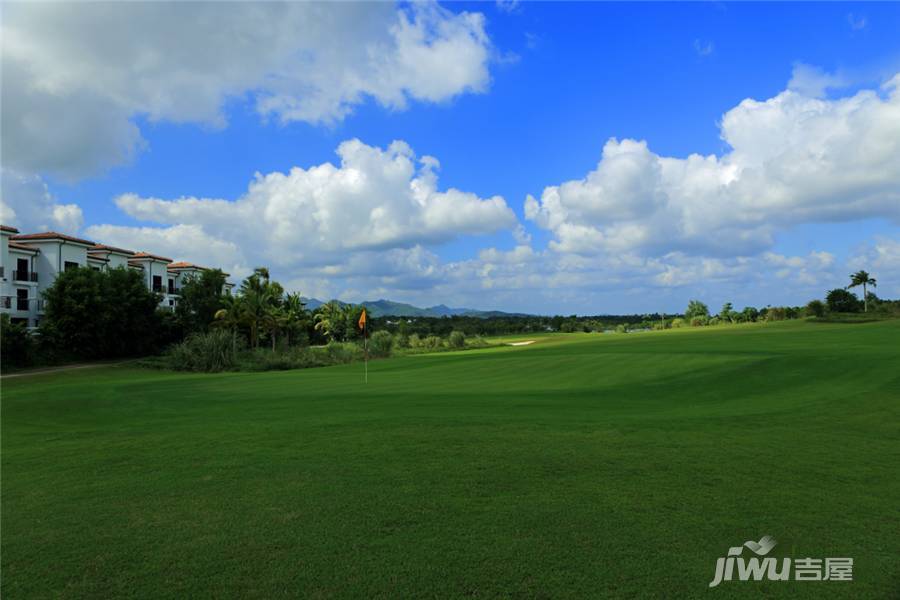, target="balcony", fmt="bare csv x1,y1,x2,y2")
167,287,181,295
13,270,38,282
